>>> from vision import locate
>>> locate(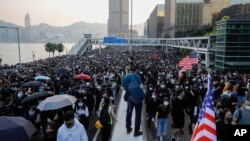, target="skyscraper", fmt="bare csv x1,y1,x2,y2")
24,13,31,42
108,0,129,37
202,0,230,25
148,5,165,38
164,0,203,38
